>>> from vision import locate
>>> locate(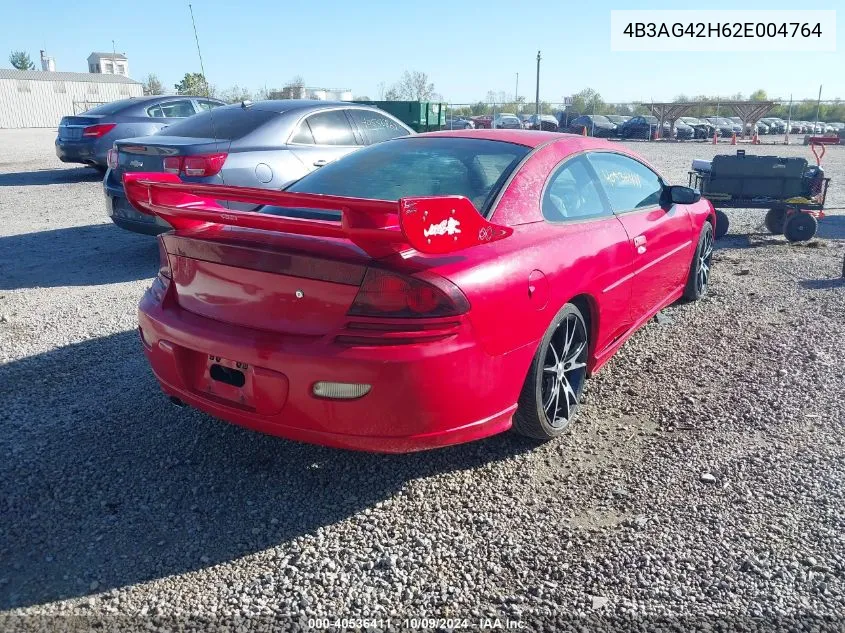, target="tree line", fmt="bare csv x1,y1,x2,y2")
142,70,440,104
9,50,844,122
